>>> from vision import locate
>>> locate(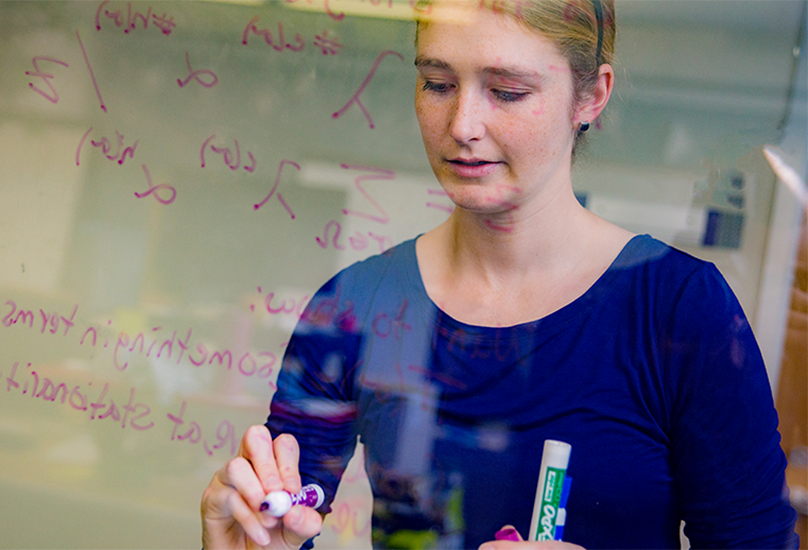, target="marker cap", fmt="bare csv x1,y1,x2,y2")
542,440,571,469
308,483,325,509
